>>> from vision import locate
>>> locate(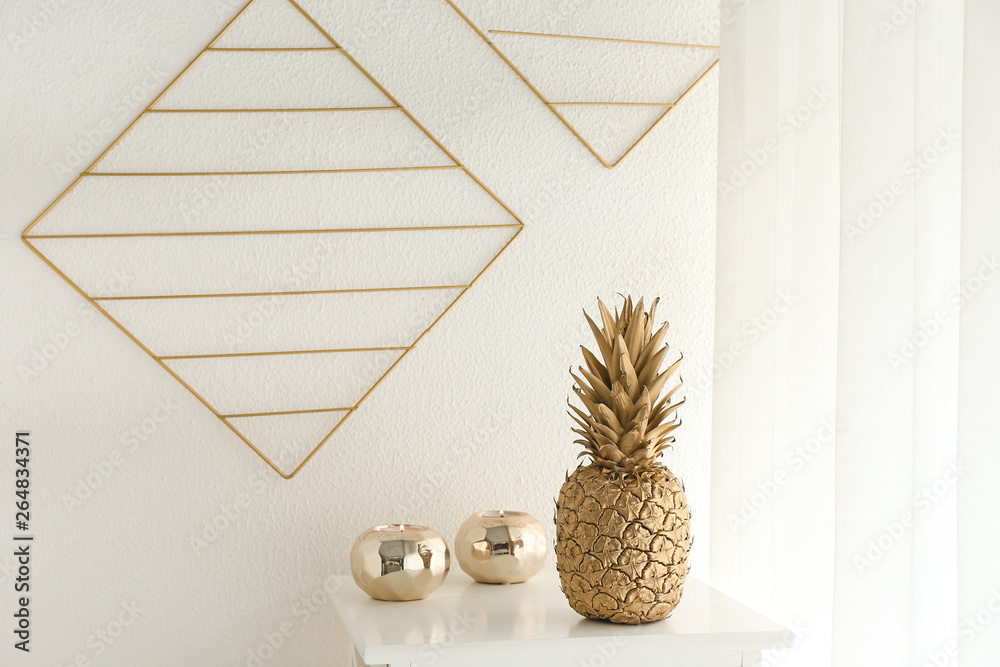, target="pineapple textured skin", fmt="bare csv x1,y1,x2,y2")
555,465,691,623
